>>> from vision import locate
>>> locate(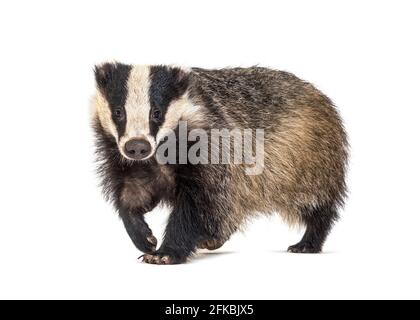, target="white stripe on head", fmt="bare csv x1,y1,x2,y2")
92,91,118,138
125,65,151,137
156,94,206,143
119,65,157,159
